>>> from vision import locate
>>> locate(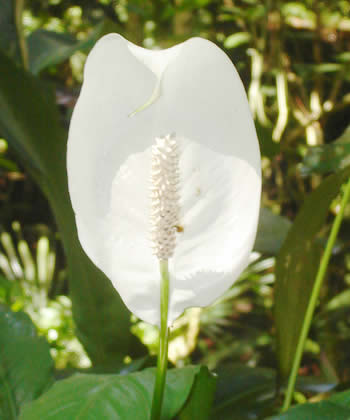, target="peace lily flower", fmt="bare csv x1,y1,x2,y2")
67,34,261,328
